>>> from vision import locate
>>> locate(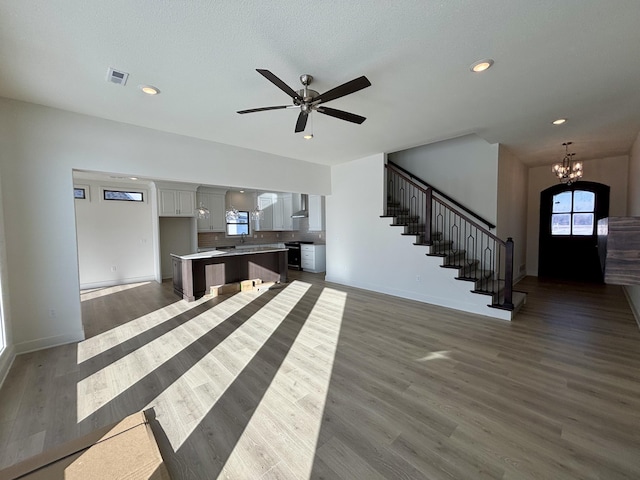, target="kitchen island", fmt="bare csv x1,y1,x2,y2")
171,247,288,301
